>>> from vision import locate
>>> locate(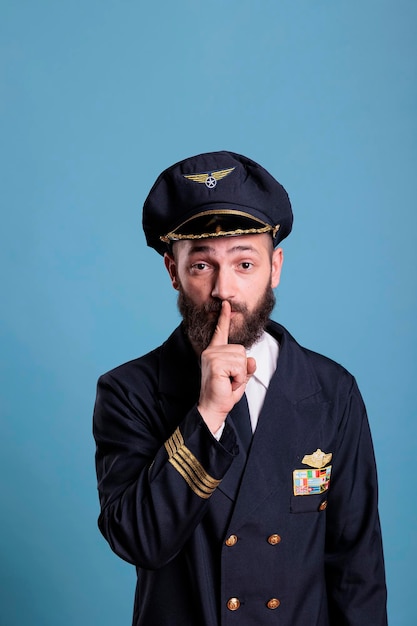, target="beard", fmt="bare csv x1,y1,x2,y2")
177,285,276,352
